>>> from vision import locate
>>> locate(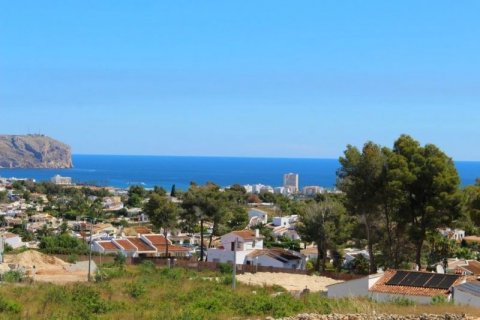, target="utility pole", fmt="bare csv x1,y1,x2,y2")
232,237,237,290
88,219,94,282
